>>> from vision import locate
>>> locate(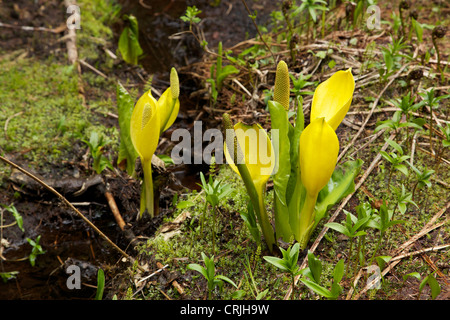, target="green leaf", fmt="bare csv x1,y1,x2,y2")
300,278,334,298
4,204,24,232
268,101,291,206
157,154,174,165
427,274,441,300
216,65,239,91
333,259,345,283
325,222,350,237
307,251,322,283
394,164,409,176
314,159,363,227
117,82,139,175
263,256,290,273
95,269,105,300
187,263,209,280
176,201,195,209
215,274,238,289
375,256,392,270
118,15,143,65
403,272,421,281
412,18,423,42
256,288,269,300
